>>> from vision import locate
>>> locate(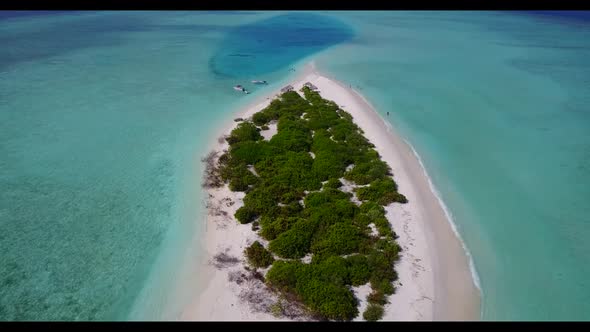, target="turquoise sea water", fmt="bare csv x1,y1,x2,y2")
1,11,589,321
